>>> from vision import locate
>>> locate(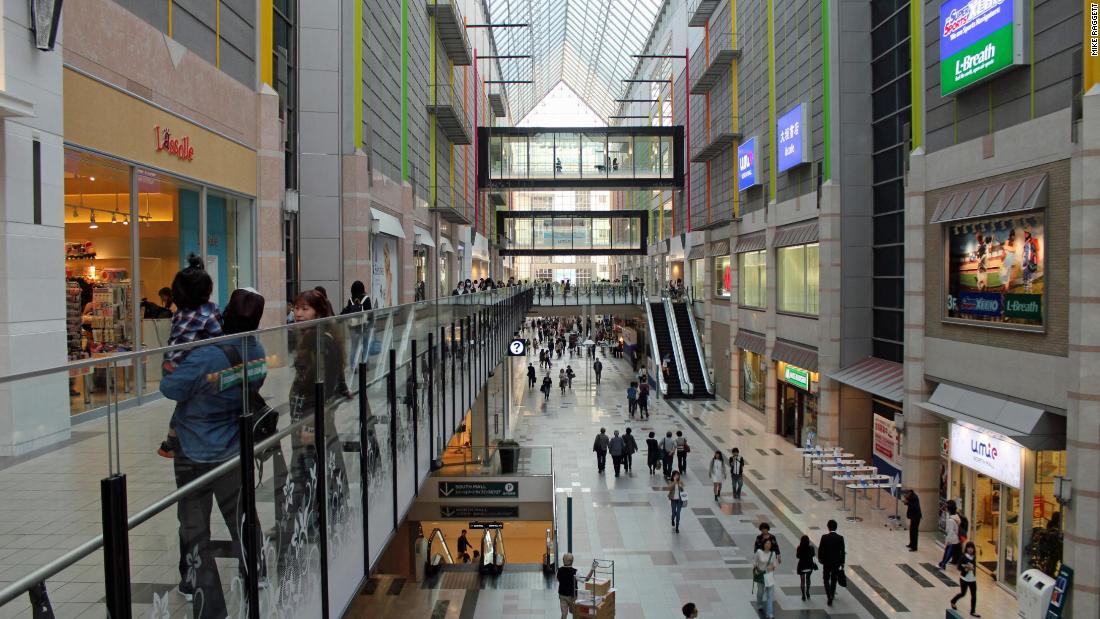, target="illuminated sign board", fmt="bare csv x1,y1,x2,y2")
949,423,1021,488
737,137,761,191
939,0,1024,96
776,104,809,173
